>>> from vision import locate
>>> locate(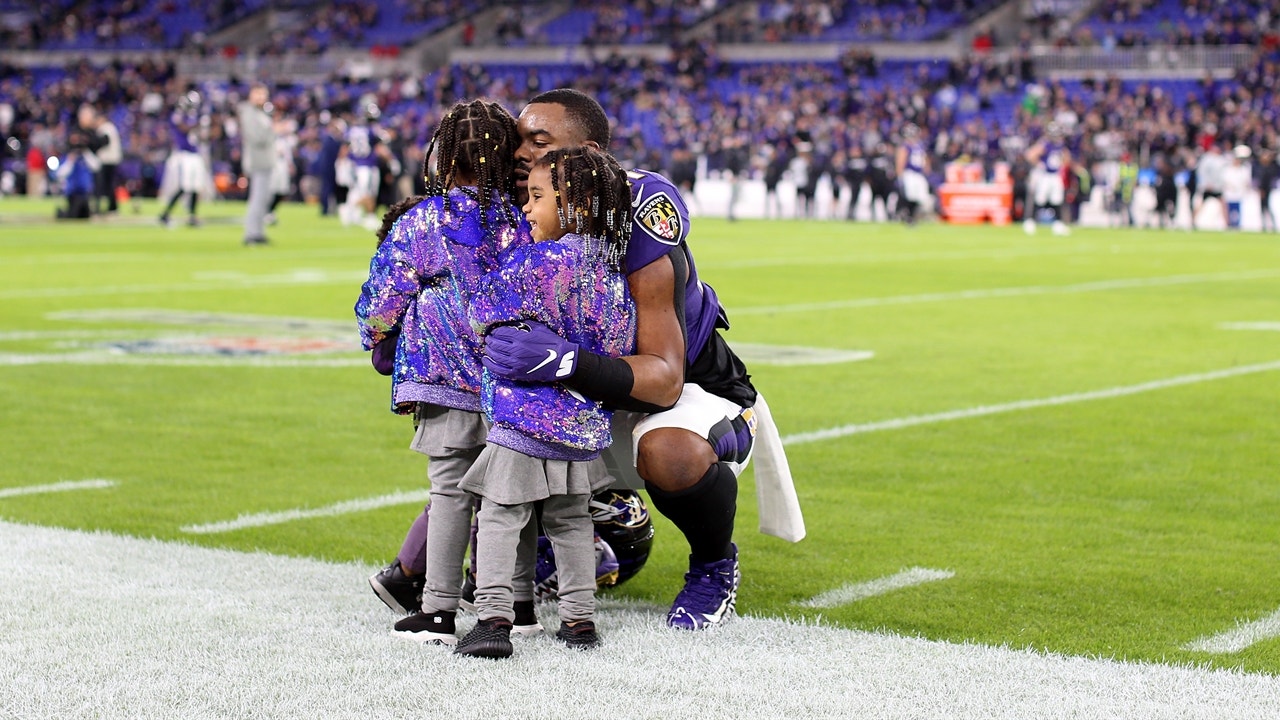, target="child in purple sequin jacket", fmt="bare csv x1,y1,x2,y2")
469,148,636,460
355,176,528,415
